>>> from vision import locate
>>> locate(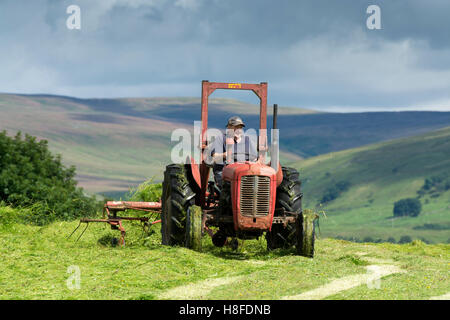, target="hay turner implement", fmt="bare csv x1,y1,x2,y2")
68,201,162,246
